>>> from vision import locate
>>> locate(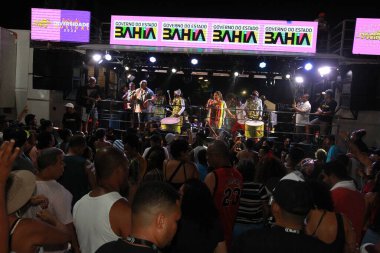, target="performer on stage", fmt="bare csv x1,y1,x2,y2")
170,89,186,122
224,93,238,131
206,91,230,130
151,88,167,123
134,80,154,128
77,76,102,134
244,90,263,120
122,82,137,128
